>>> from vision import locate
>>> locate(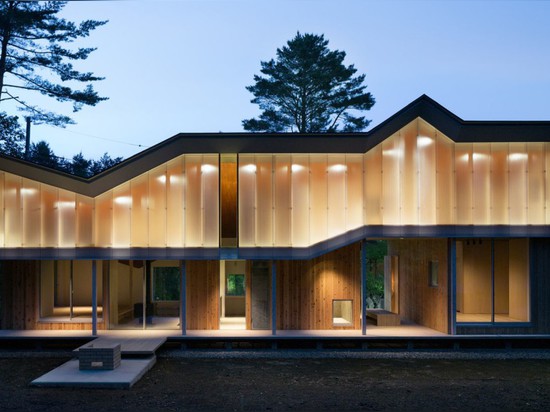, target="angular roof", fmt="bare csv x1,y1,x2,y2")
1,94,549,197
